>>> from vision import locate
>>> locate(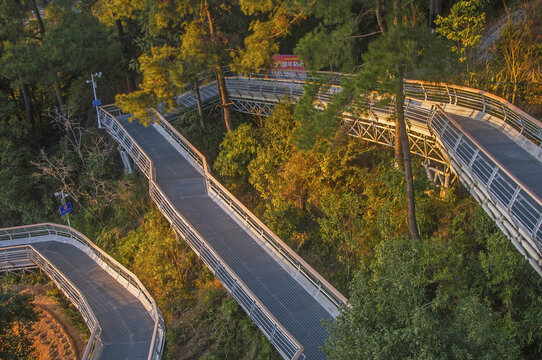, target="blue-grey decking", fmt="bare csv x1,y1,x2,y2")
29,241,155,360
117,115,333,359
450,114,542,198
